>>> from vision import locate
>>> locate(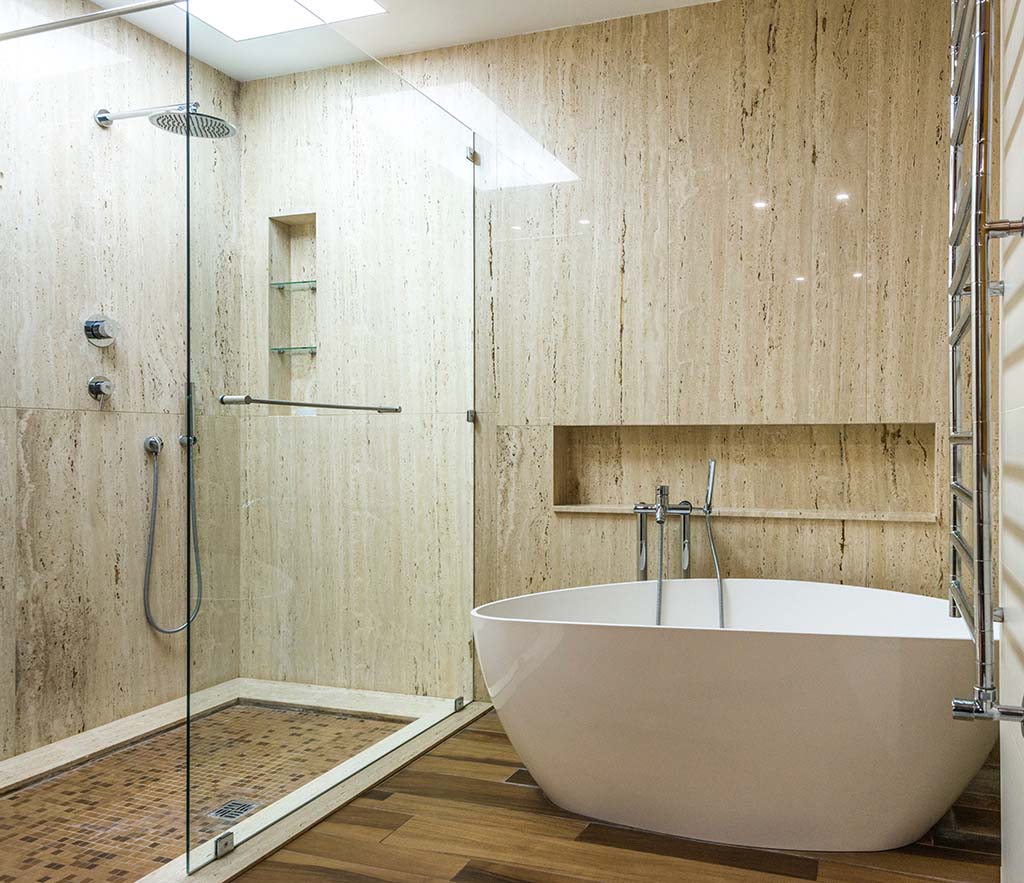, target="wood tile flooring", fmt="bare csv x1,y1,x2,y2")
0,704,404,883
238,710,1002,883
